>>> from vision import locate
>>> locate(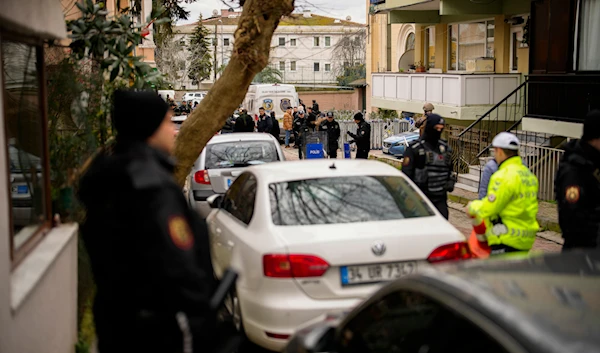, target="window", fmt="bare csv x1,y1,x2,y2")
343,61,350,68
325,36,331,46
223,38,230,46
278,37,286,46
204,141,279,170
314,62,320,72
405,32,415,51
325,63,331,72
448,20,495,71
179,40,186,46
314,37,320,46
2,38,51,259
290,38,297,46
577,0,600,70
341,290,509,353
510,26,523,72
279,61,285,71
423,27,435,69
223,174,257,225
290,61,297,71
269,176,434,226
